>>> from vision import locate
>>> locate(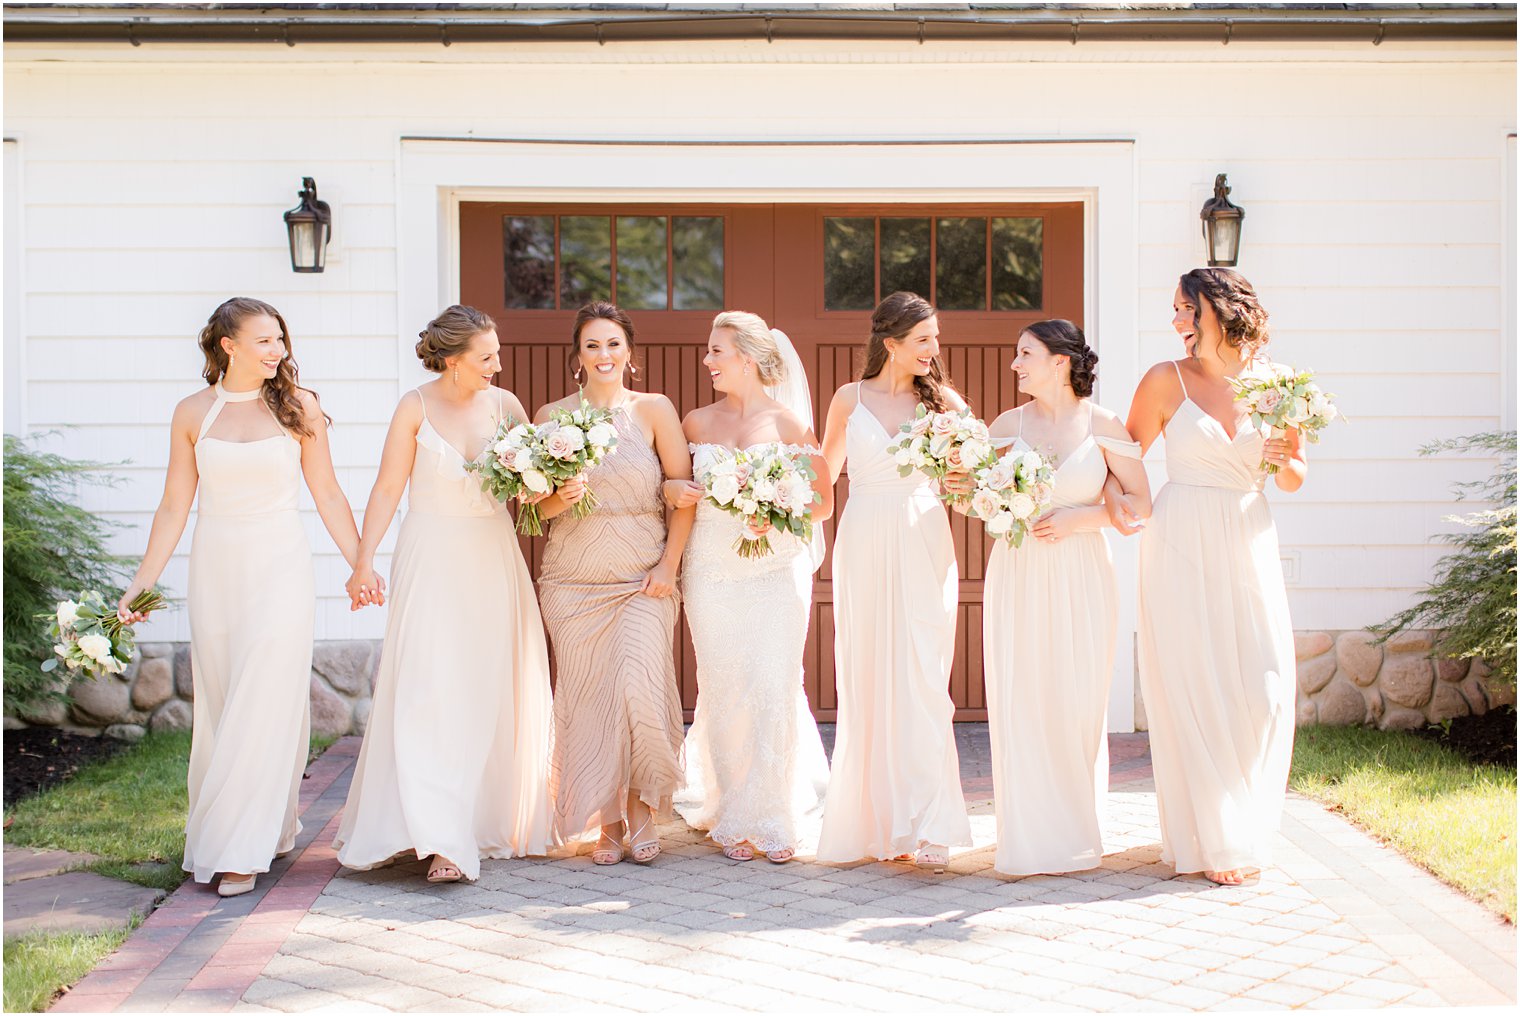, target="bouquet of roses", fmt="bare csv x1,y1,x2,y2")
40,589,168,680
886,405,998,504
1228,368,1342,474
468,398,619,536
702,444,821,559
968,447,1055,548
